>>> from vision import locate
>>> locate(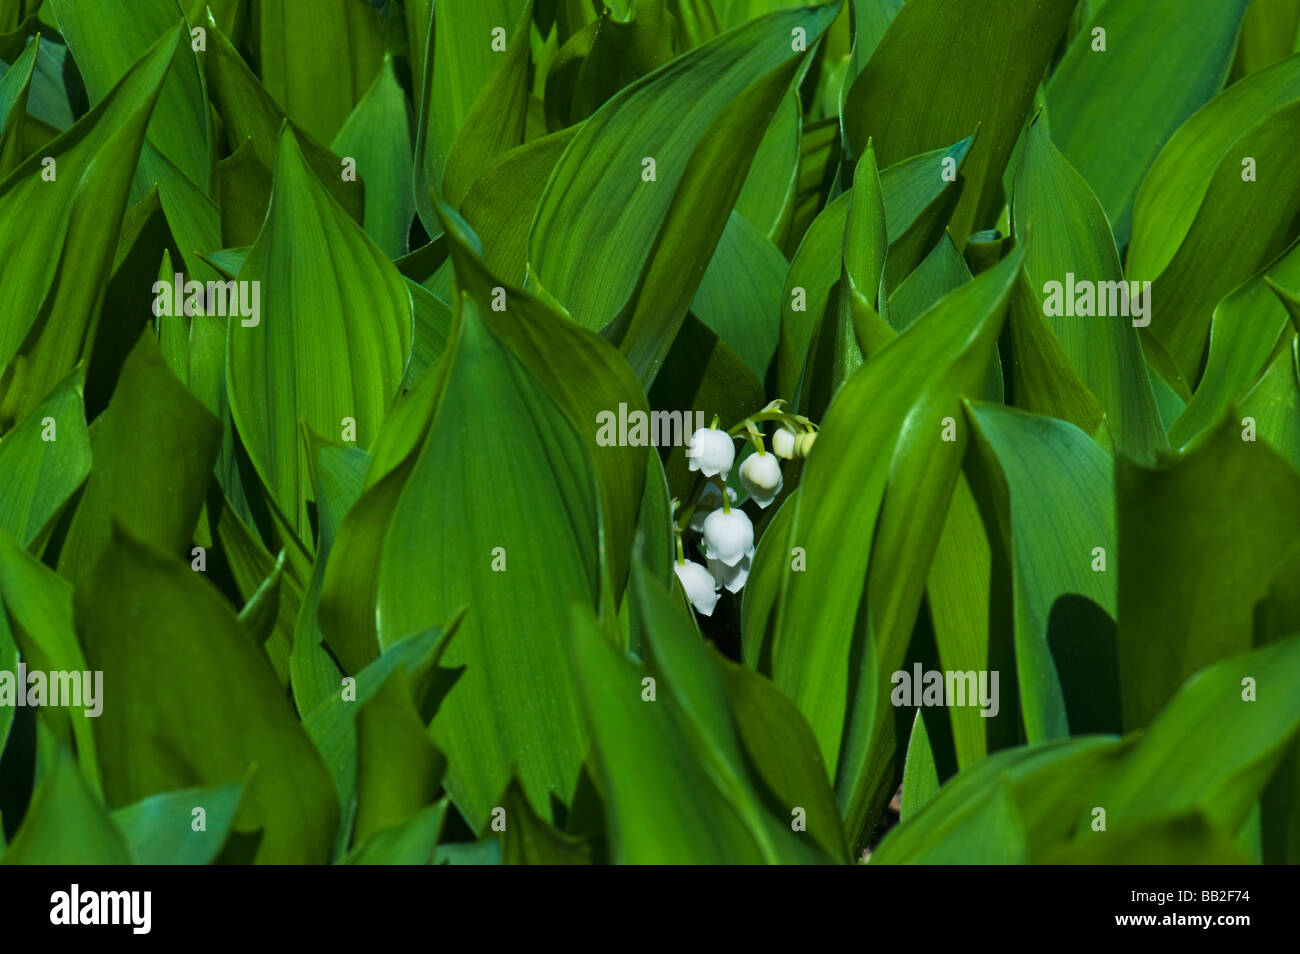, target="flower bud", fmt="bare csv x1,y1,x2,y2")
738,452,782,508
708,554,751,593
686,427,736,479
772,427,796,459
673,560,719,616
701,507,754,567
795,431,817,457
